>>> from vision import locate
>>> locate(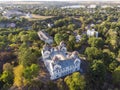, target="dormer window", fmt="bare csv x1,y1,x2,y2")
74,58,80,66
75,61,79,66
61,47,66,52
54,65,61,72
43,51,50,58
